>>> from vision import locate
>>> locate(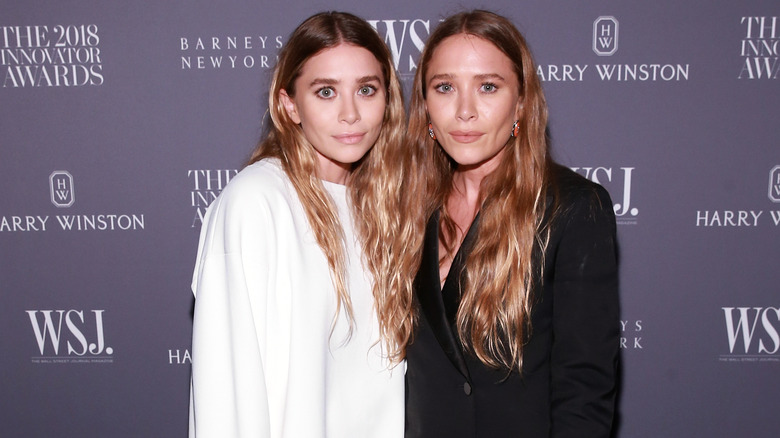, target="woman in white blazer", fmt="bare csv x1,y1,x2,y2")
188,12,412,438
